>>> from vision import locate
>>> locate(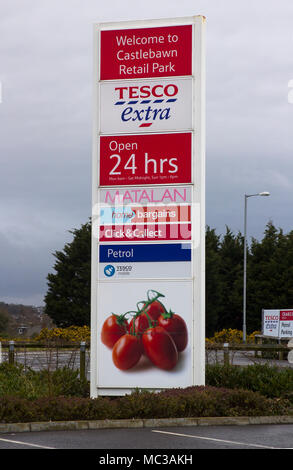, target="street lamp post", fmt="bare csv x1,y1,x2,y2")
243,191,270,343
